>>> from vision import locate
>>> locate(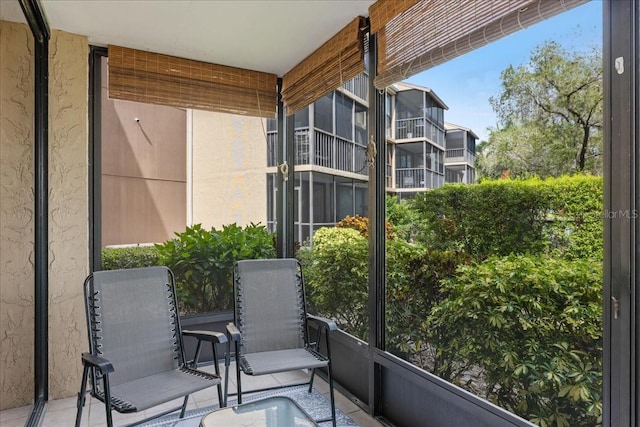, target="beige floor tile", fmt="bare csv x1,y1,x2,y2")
0,404,32,423
347,410,385,427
